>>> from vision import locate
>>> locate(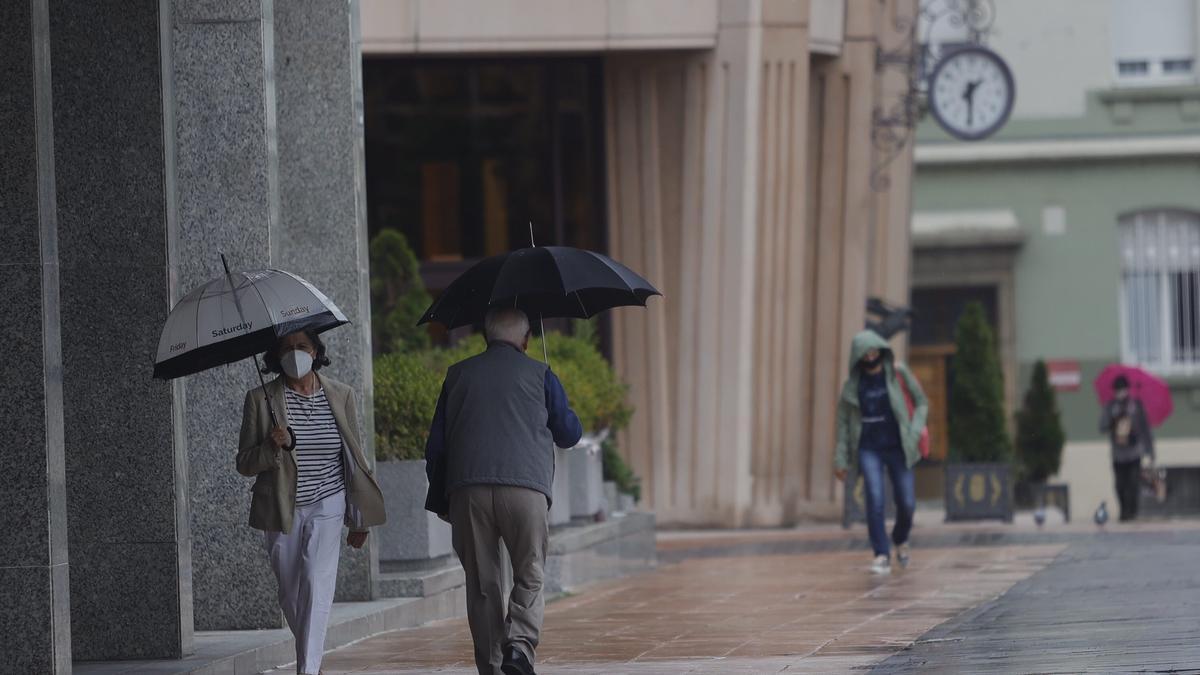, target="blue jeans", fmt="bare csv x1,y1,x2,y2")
859,446,915,557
